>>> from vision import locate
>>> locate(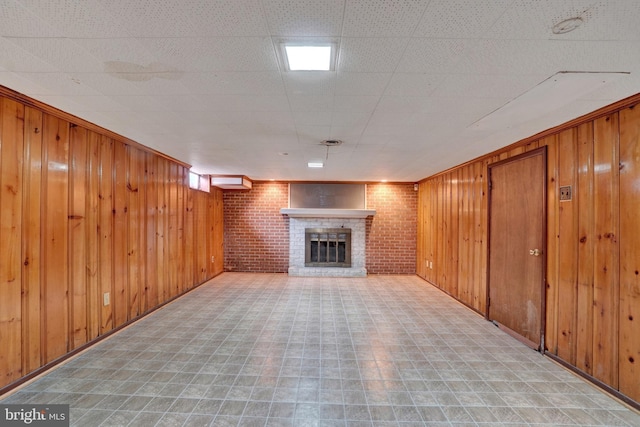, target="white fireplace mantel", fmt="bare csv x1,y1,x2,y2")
280,208,376,218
